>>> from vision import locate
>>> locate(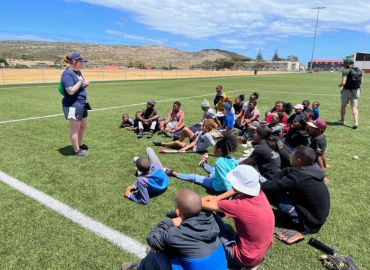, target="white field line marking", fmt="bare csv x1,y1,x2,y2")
0,89,243,124
1,89,369,125
0,170,147,259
